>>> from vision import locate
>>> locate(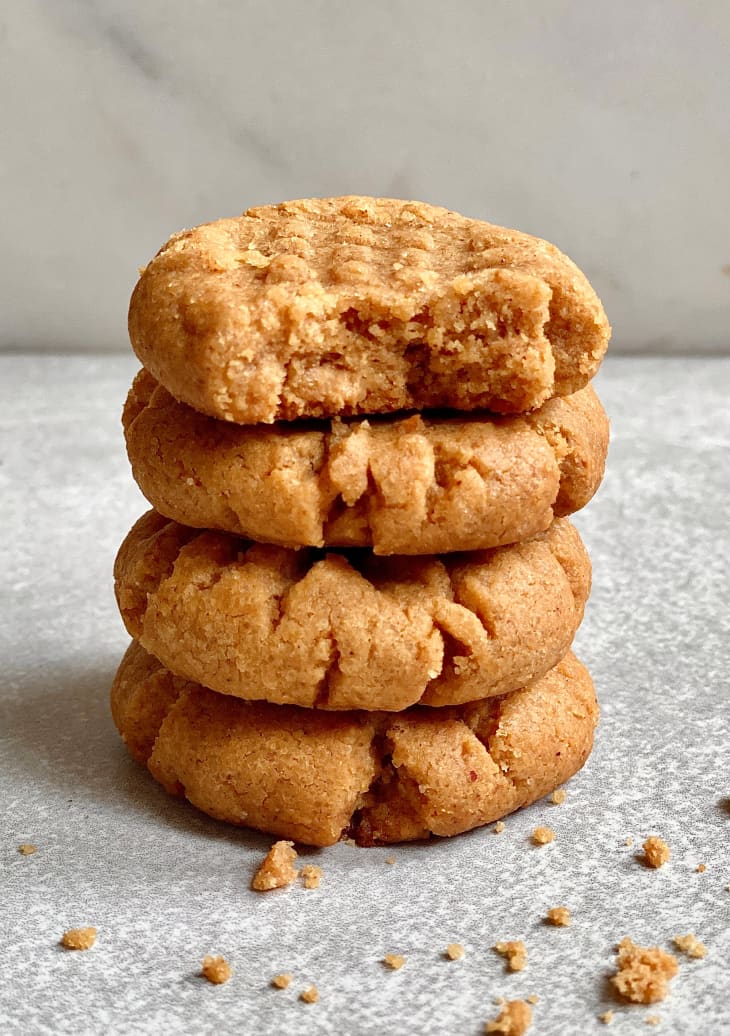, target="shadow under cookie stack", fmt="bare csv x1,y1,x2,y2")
111,196,610,848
